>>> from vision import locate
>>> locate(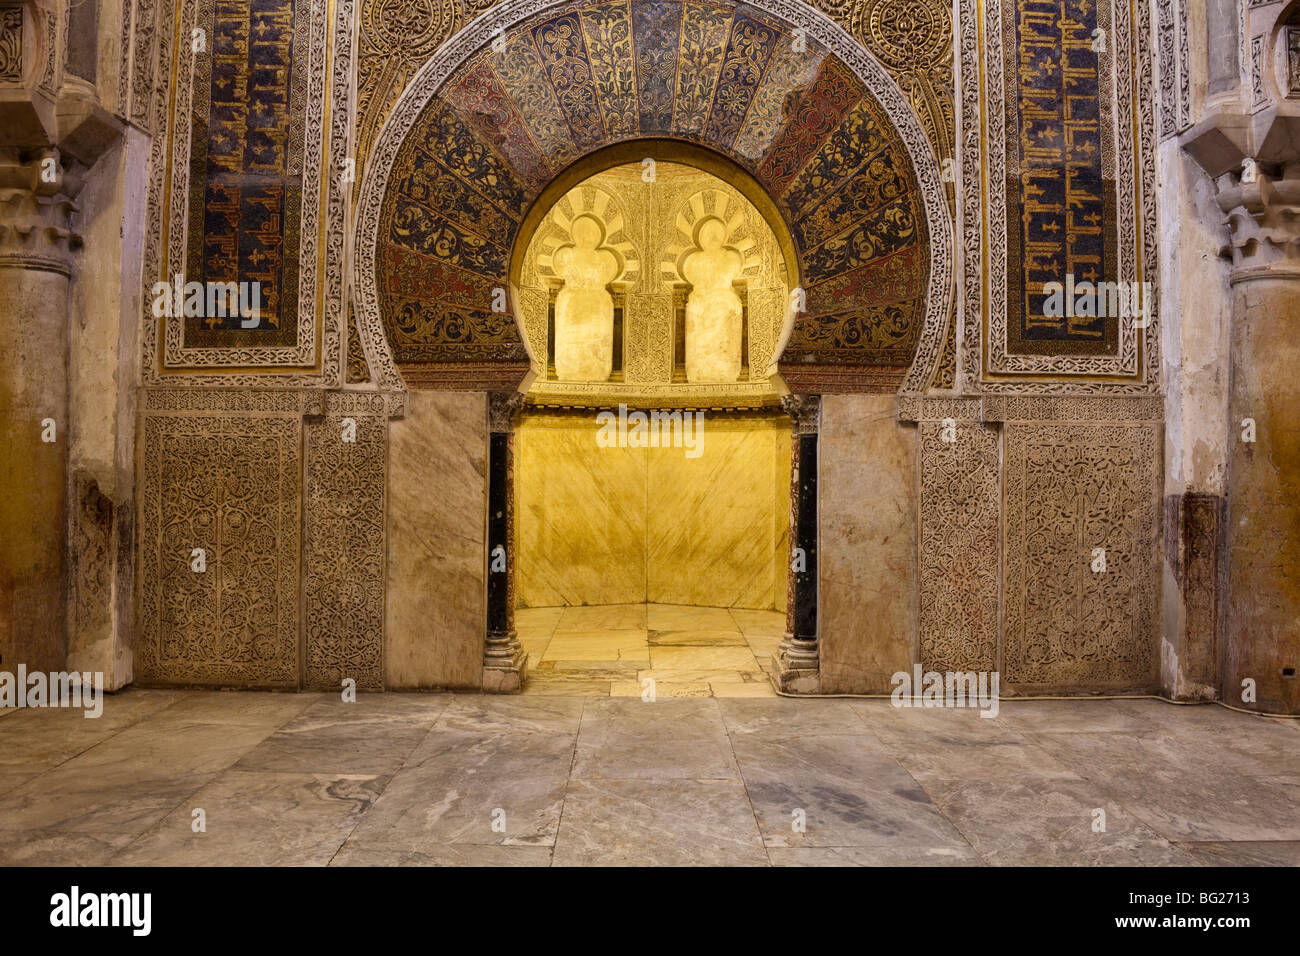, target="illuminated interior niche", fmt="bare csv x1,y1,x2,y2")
515,161,791,408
